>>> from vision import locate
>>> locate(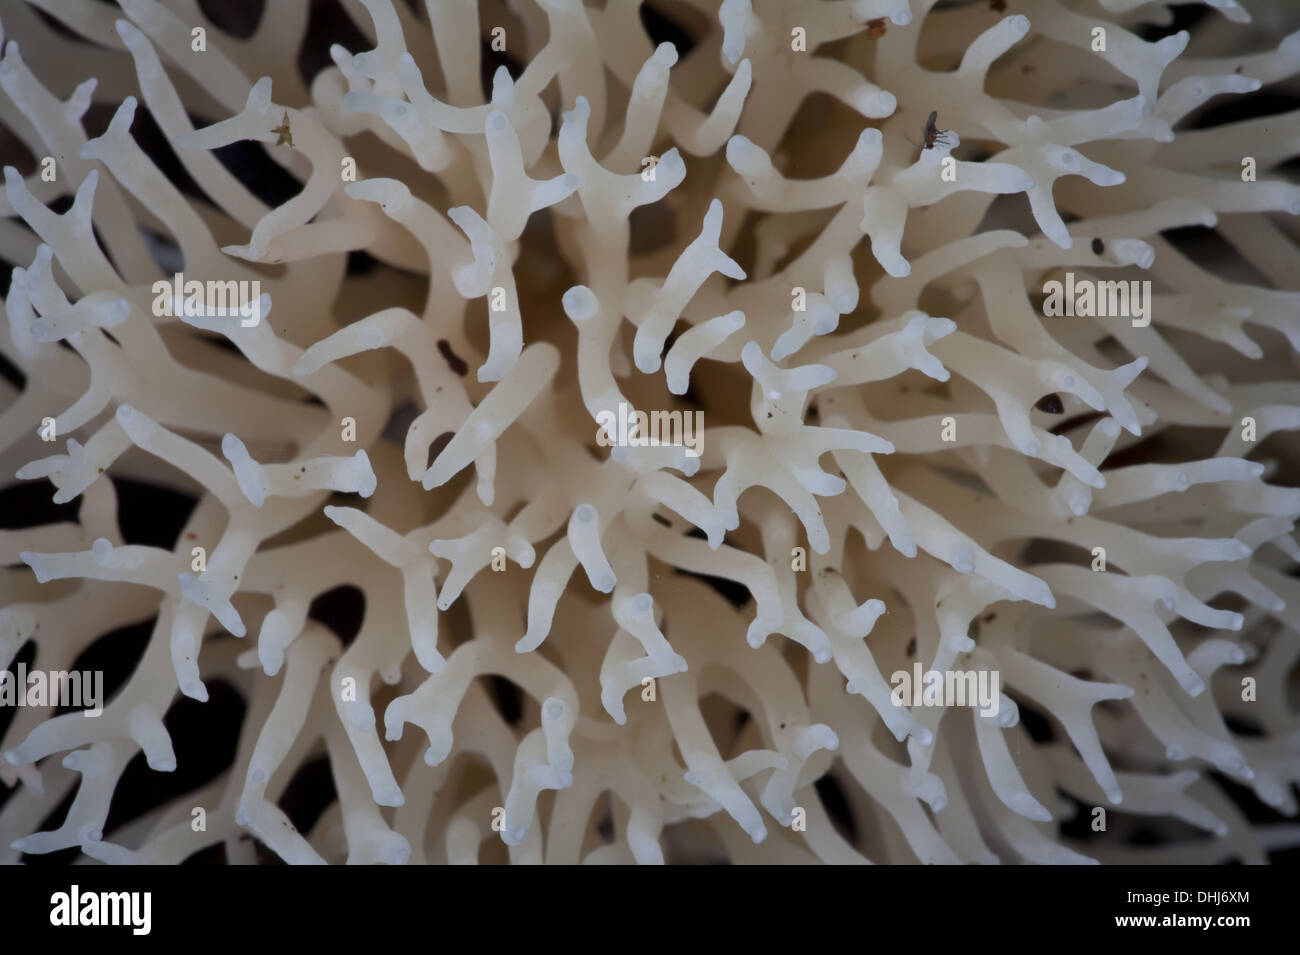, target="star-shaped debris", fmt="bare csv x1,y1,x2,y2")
271,111,293,147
